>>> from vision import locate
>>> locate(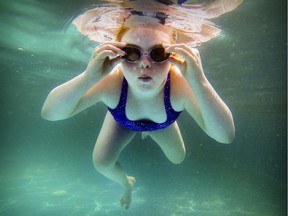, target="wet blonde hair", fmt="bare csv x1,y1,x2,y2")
115,25,177,43
115,25,130,42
